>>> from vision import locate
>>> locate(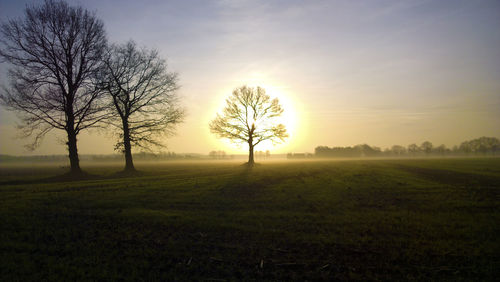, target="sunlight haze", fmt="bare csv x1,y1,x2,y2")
1,0,499,156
